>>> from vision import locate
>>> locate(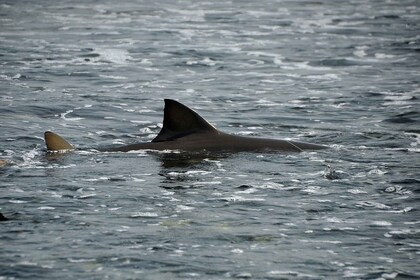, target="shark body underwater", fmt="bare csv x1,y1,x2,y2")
44,99,327,153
